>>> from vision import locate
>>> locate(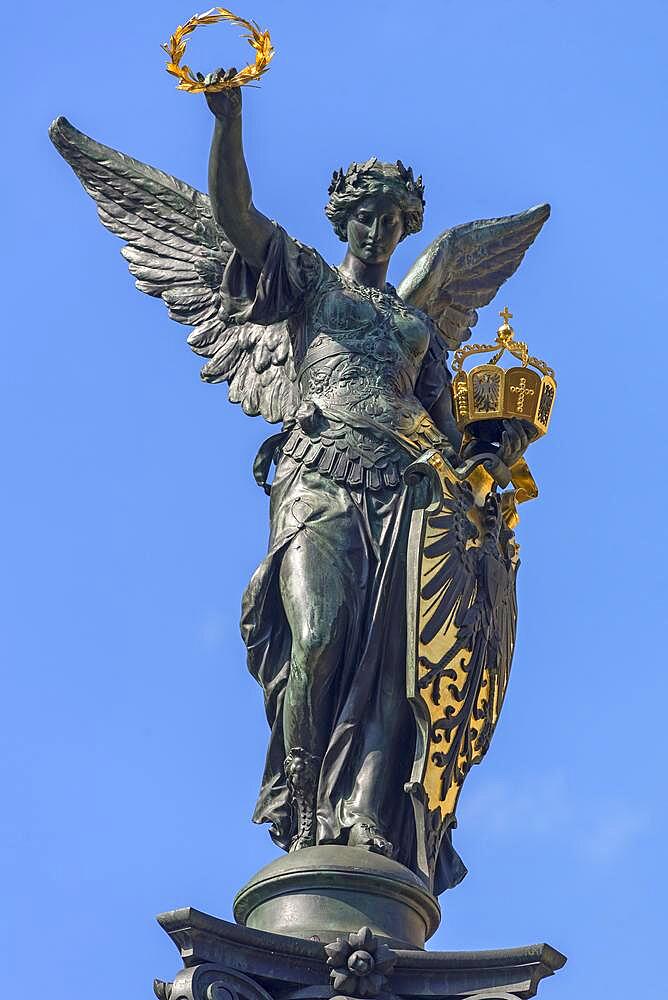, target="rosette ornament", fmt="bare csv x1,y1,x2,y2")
324,926,396,997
